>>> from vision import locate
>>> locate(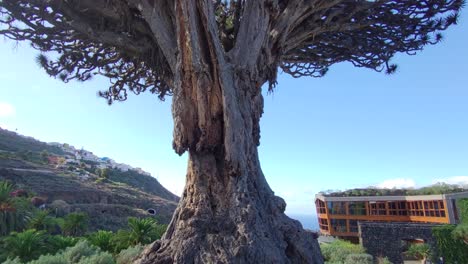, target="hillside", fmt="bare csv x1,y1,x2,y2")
0,127,179,231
